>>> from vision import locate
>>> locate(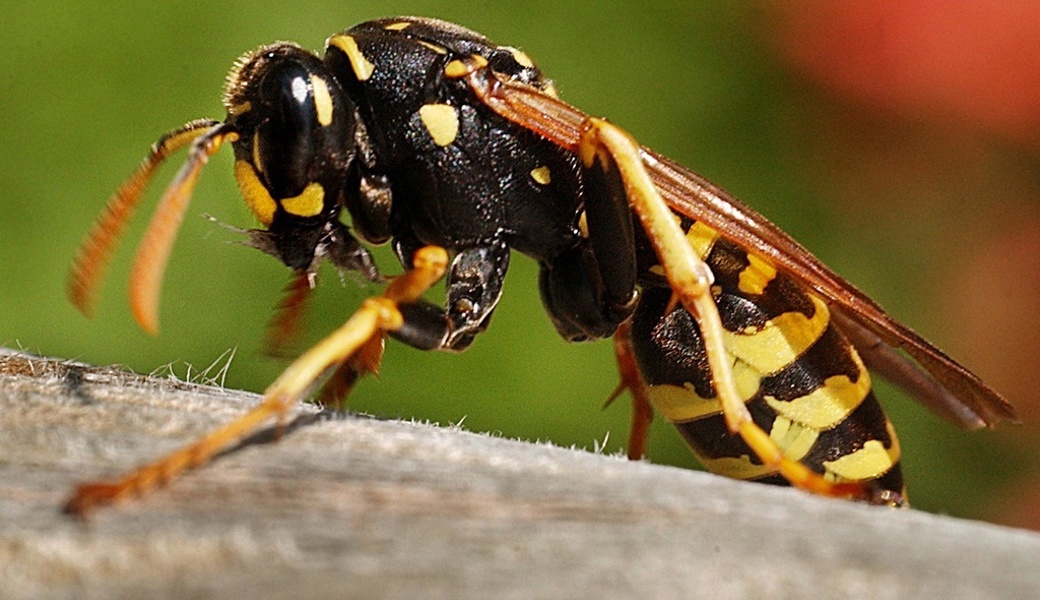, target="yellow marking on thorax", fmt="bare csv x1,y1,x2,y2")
763,348,871,430
419,103,460,147
329,35,375,81
722,294,831,375
309,75,334,126
739,253,777,295
530,165,552,185
234,160,277,226
542,82,559,99
685,221,719,260
577,211,589,237
444,55,488,78
499,46,535,68
384,21,412,31
418,40,448,55
280,182,325,218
